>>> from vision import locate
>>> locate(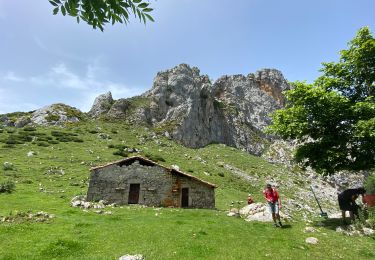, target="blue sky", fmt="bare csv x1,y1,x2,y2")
0,0,374,114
